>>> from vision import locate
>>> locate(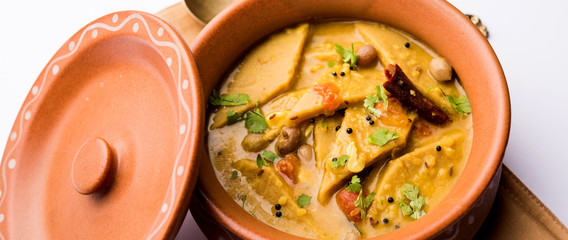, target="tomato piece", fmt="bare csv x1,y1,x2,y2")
313,83,341,111
374,98,409,127
336,189,362,222
276,154,300,183
413,119,434,137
